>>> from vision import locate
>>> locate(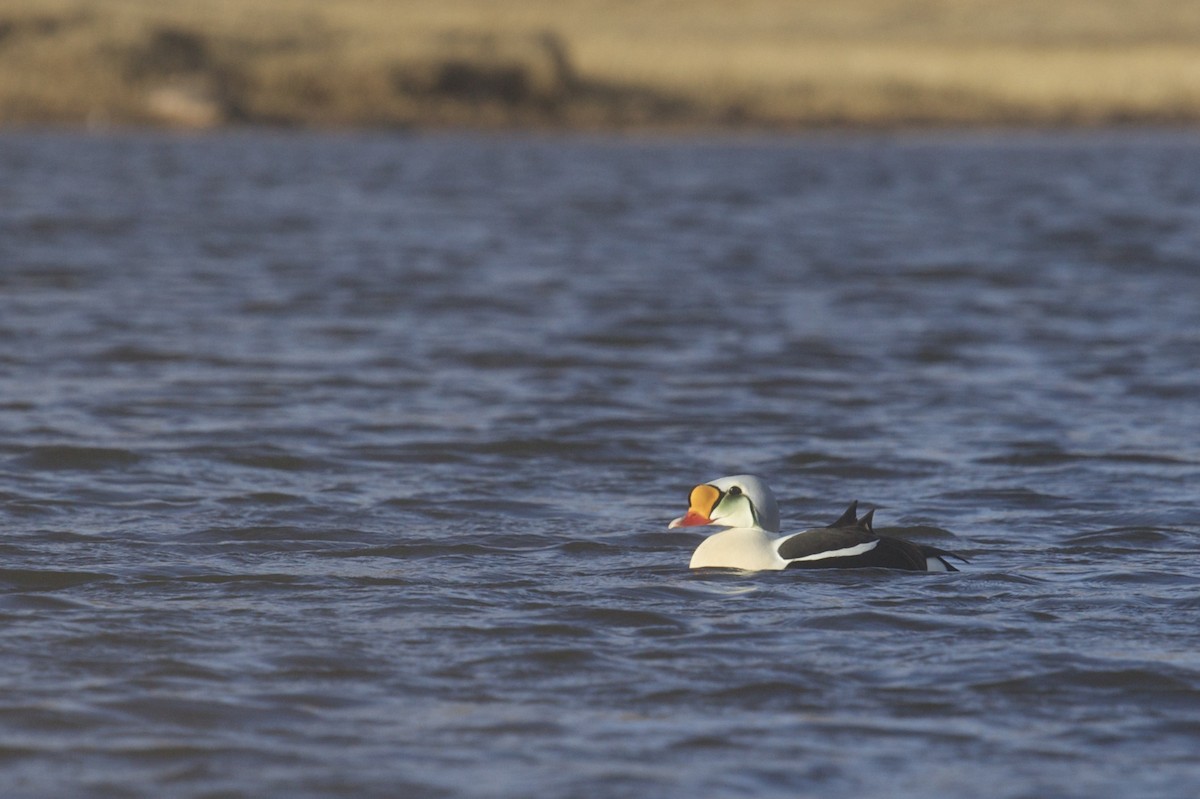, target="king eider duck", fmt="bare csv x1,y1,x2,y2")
669,475,966,572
